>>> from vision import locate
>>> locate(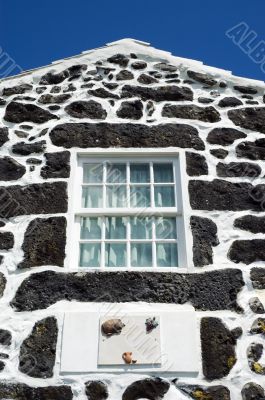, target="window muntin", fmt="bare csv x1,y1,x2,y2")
77,158,182,269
